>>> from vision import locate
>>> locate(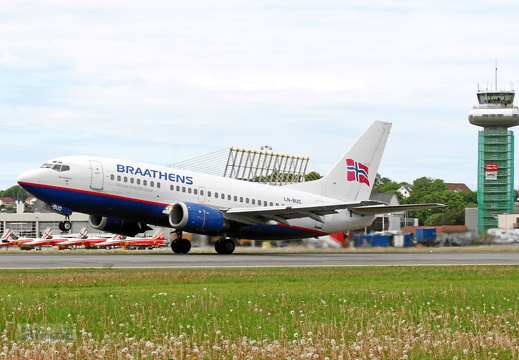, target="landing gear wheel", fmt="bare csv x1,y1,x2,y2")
215,238,235,254
59,220,72,232
171,238,191,254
